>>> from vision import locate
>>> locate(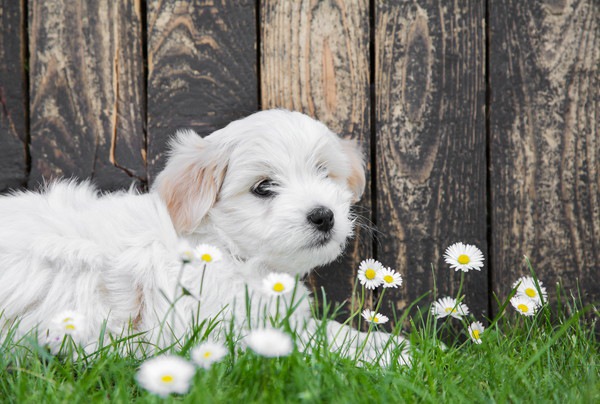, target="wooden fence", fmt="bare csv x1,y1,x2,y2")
0,0,598,322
